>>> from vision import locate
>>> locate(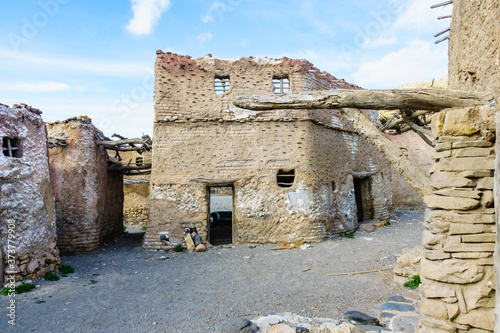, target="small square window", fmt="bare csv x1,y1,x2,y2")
2,137,22,158
273,77,290,95
277,169,295,188
214,76,230,94
136,157,143,166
